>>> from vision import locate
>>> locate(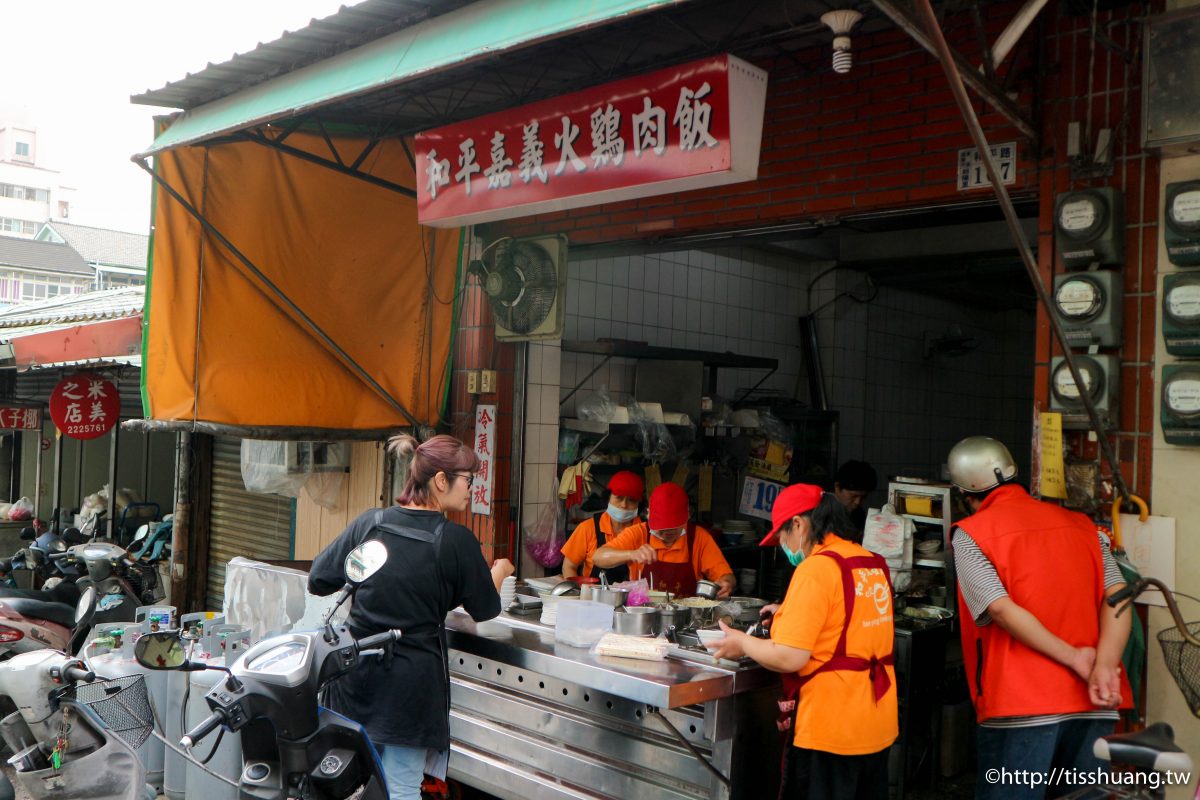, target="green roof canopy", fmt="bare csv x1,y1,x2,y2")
138,0,686,158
